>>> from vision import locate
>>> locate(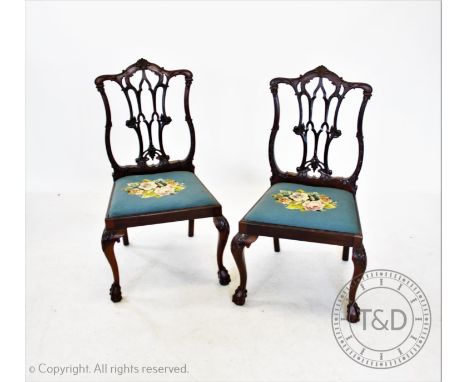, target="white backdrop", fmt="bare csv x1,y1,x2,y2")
27,0,440,196
26,1,440,381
